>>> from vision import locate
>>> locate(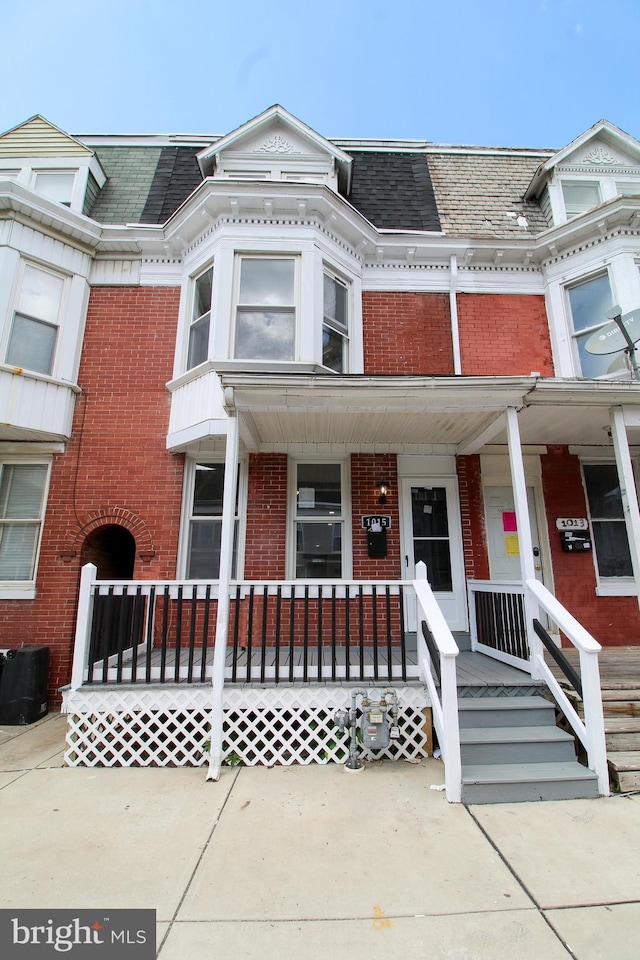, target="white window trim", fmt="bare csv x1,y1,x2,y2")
581,459,638,596
287,458,352,580
185,264,214,371
0,458,51,600
564,269,624,381
178,457,246,581
3,259,69,379
232,253,299,362
321,265,351,374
